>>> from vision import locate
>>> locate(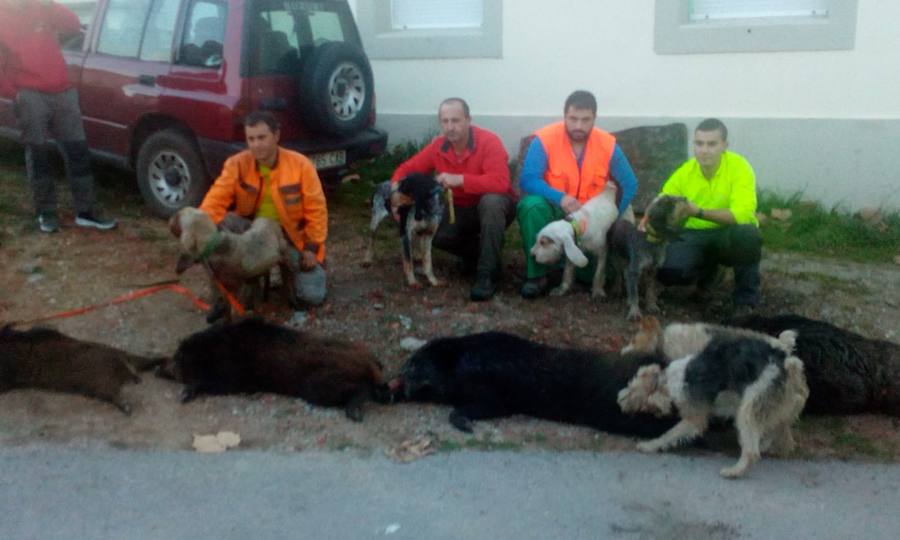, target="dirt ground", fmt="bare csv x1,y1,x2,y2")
1,157,898,462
